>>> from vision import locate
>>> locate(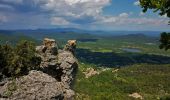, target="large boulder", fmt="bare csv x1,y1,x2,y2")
0,71,65,100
